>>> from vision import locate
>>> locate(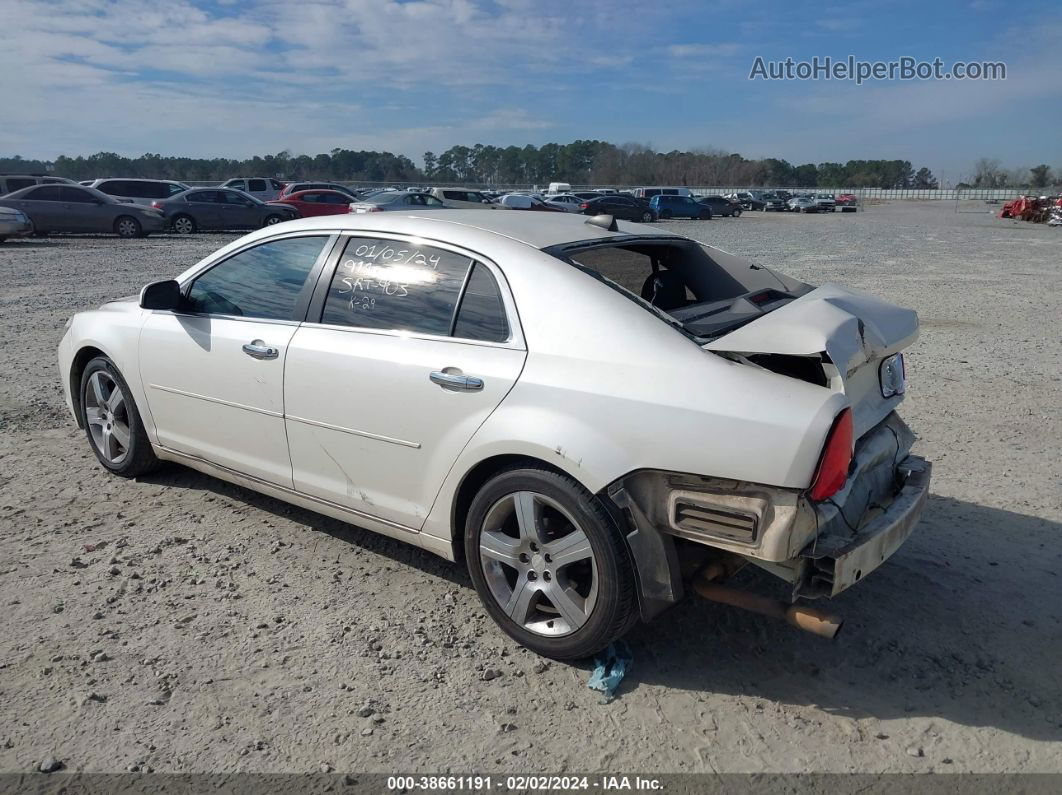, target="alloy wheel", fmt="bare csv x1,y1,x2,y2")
116,218,139,237
479,491,598,637
173,216,195,234
84,370,130,465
